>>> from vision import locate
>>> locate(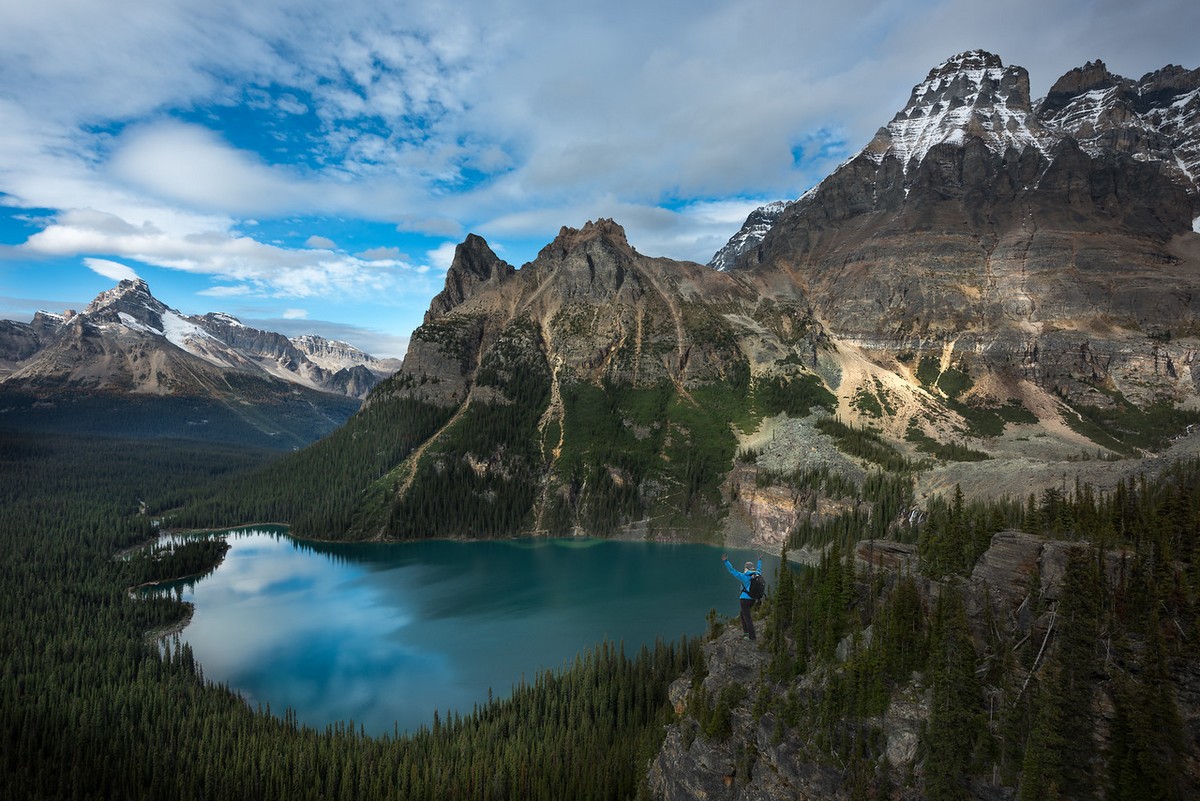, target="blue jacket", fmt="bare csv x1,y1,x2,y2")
724,558,763,600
